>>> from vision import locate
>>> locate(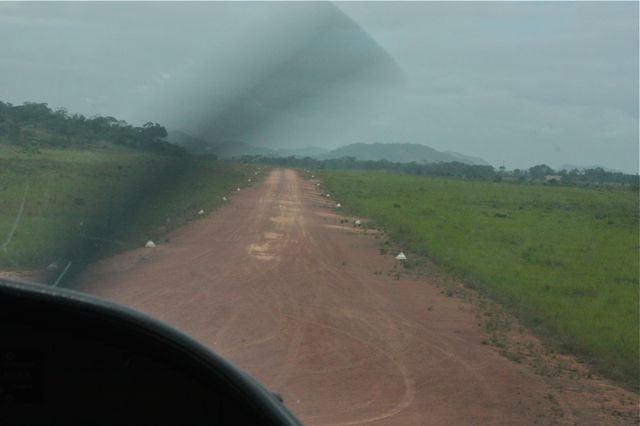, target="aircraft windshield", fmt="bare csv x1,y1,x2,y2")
1,2,638,424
